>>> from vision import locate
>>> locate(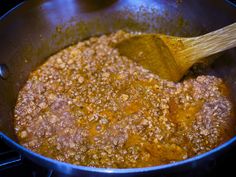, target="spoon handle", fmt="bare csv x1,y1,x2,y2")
180,22,236,63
